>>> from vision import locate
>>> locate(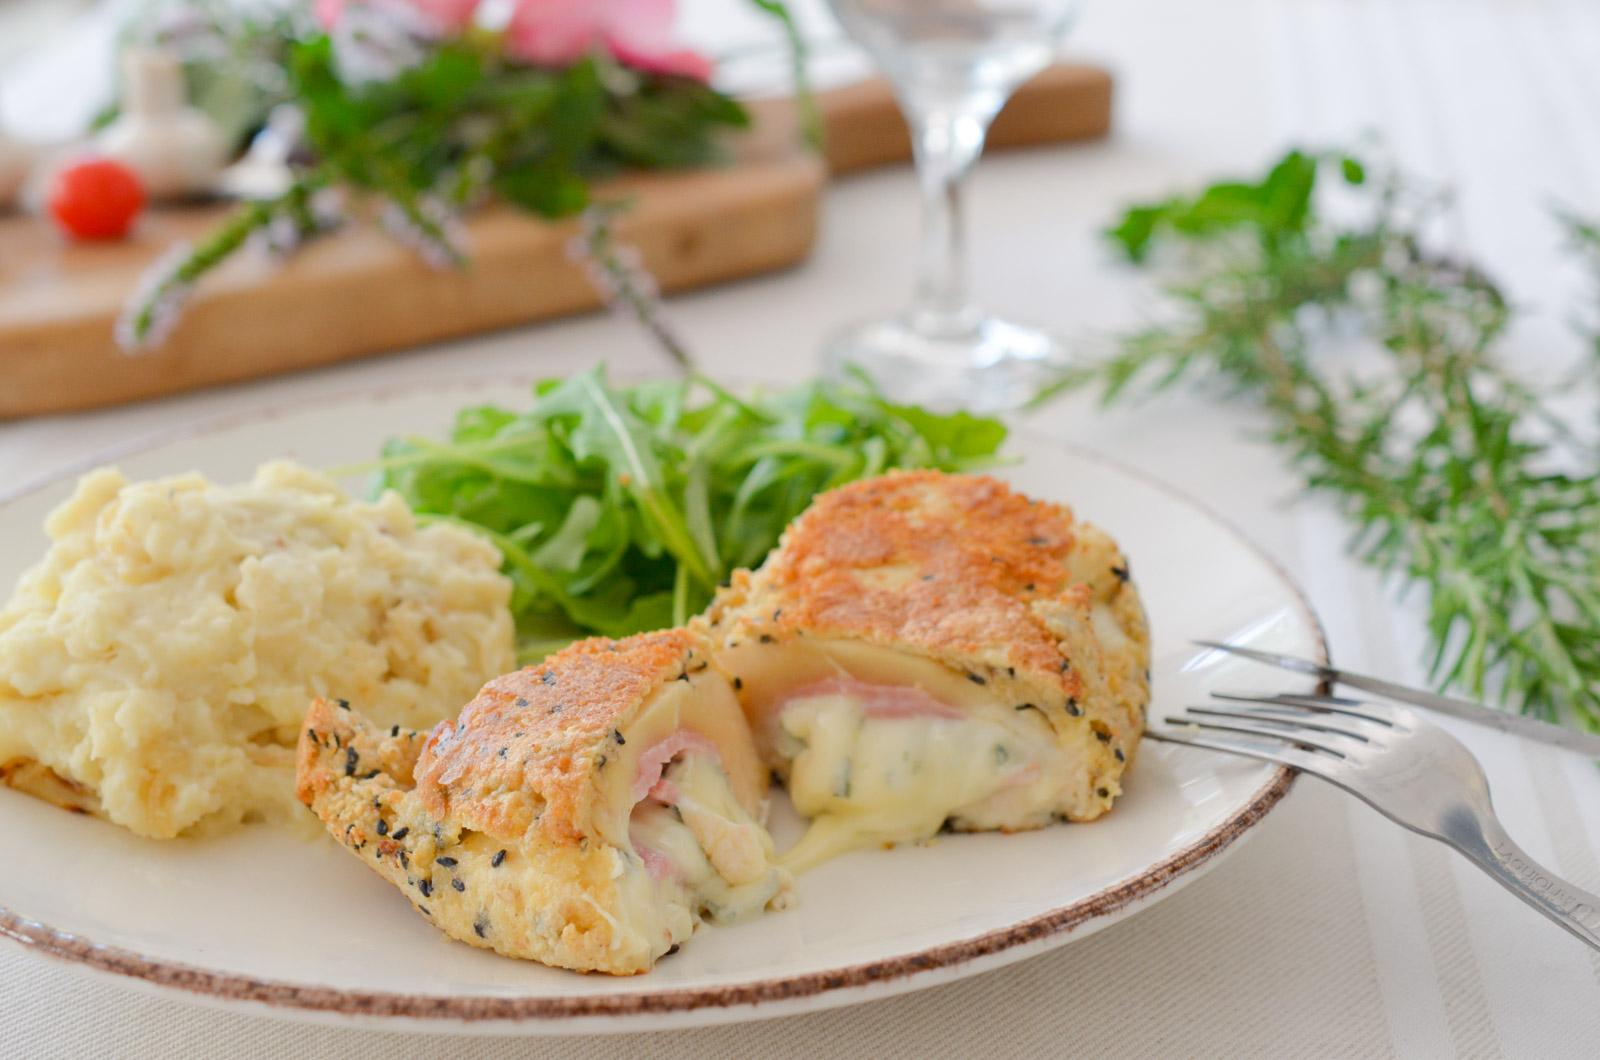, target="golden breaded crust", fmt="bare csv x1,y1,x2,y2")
413,628,713,842
296,697,650,974
708,470,1136,695
704,470,1150,804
